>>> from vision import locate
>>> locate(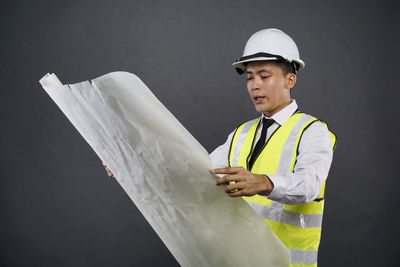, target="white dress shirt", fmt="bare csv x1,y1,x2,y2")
210,100,333,205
